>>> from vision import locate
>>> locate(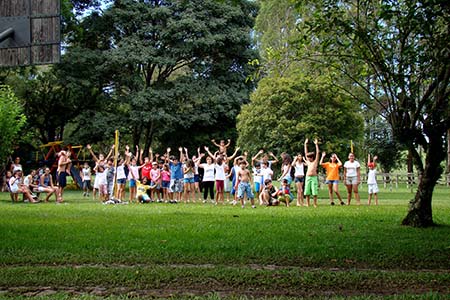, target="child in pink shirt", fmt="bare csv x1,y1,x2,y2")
161,164,171,202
